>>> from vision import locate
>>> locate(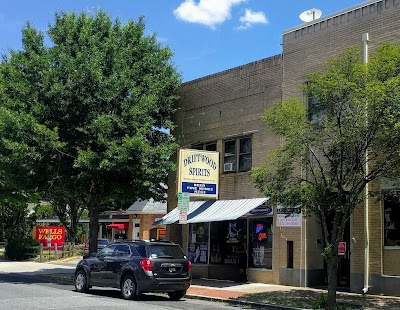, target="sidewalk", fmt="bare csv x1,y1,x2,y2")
2,258,400,309
187,279,400,309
